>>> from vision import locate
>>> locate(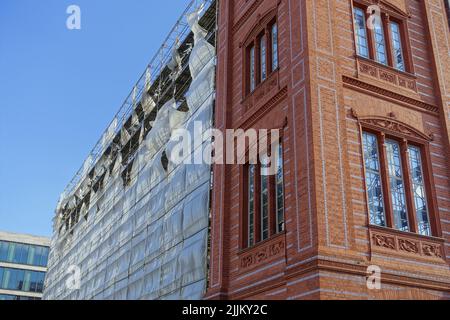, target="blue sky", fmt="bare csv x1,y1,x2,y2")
0,0,188,237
